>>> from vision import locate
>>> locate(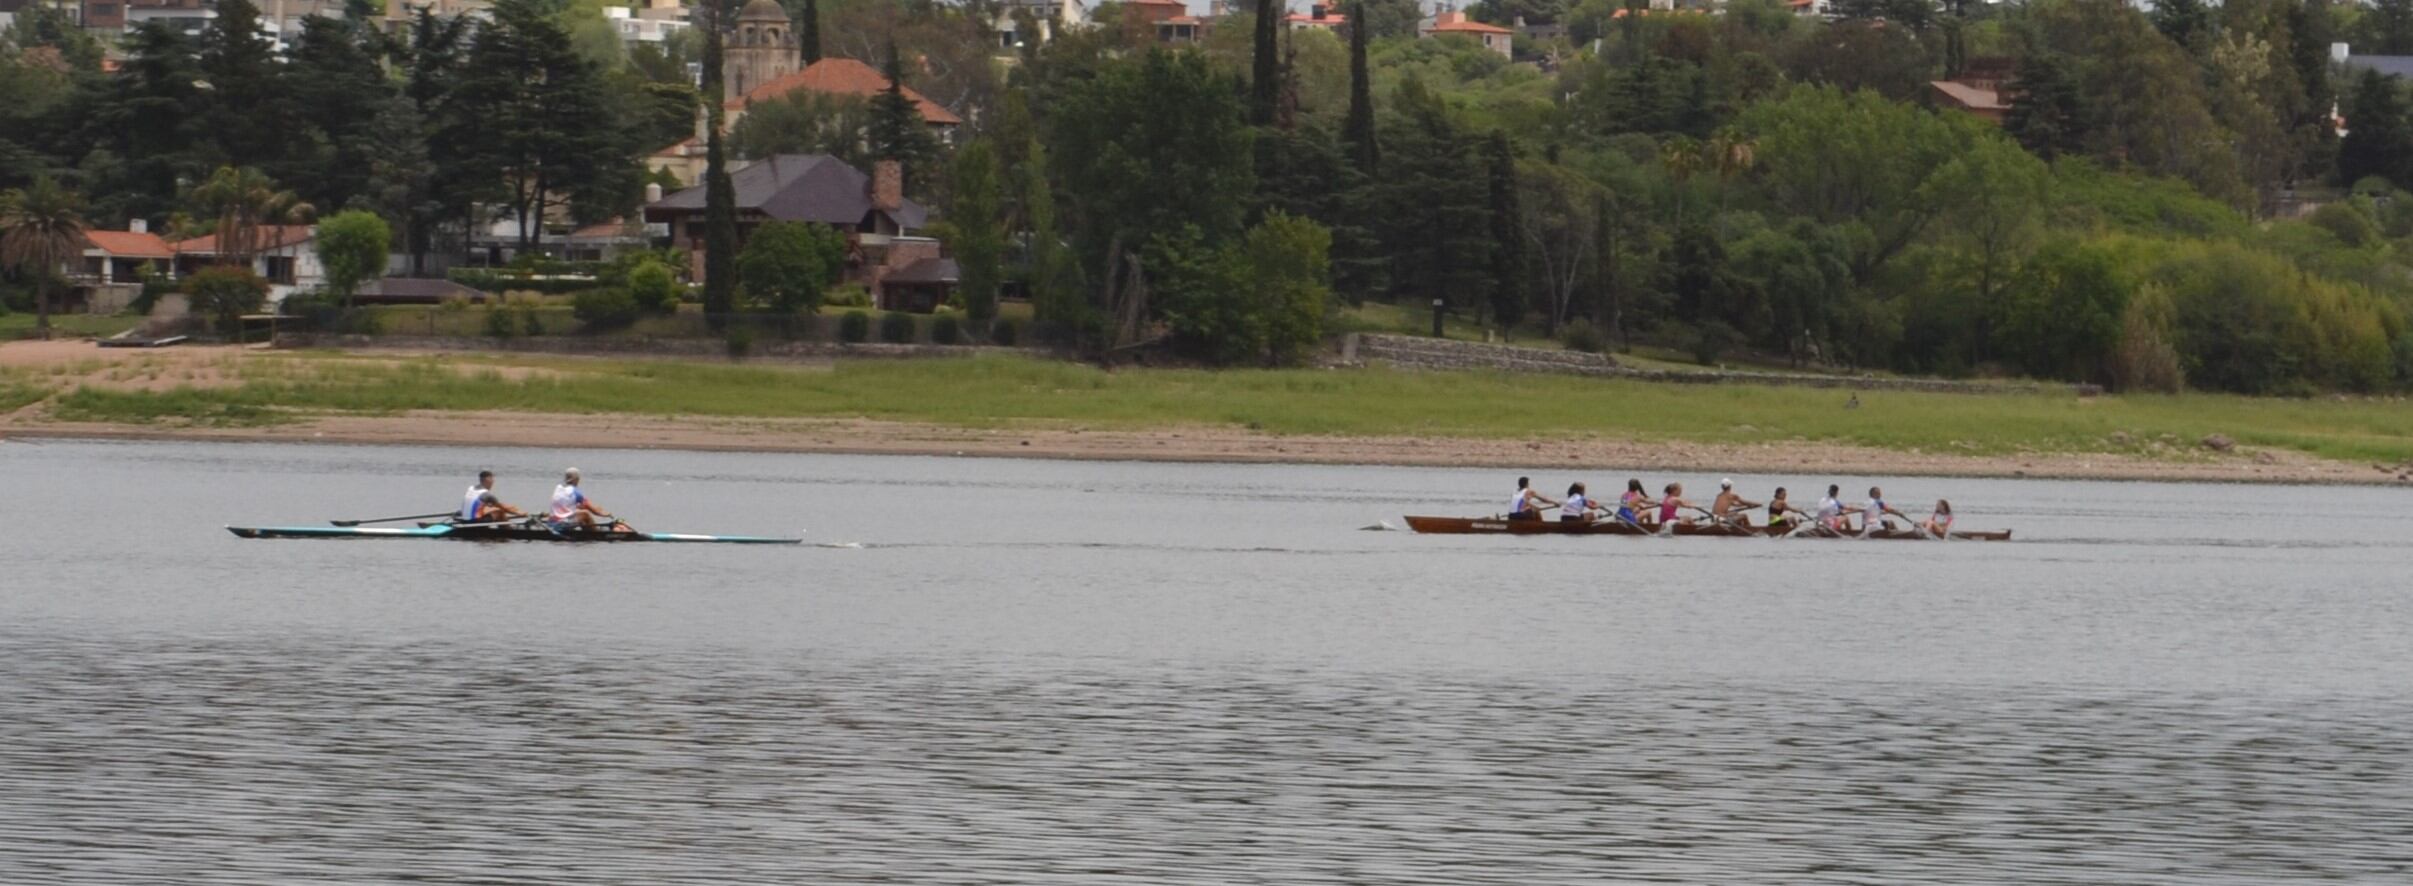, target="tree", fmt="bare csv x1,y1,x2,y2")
183,265,270,335
2368,0,2413,55
2338,69,2413,188
194,0,290,173
1343,2,1379,172
1738,85,1976,280
736,221,847,314
1369,77,1493,312
445,0,626,249
187,166,314,264
0,178,86,340
2003,51,2085,162
797,0,823,64
1252,0,1282,126
1357,0,1424,39
279,14,398,214
1049,50,1255,347
1485,132,1527,327
729,92,872,165
1997,239,2130,382
2151,0,2211,50
945,140,1006,336
316,210,391,308
700,0,739,327
866,42,941,195
1162,212,1332,365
